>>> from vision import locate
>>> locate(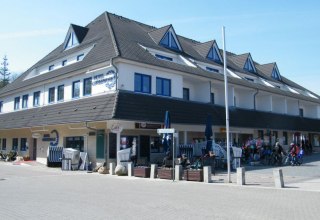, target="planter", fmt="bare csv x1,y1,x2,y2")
184,169,203,182
157,168,174,180
134,167,151,178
